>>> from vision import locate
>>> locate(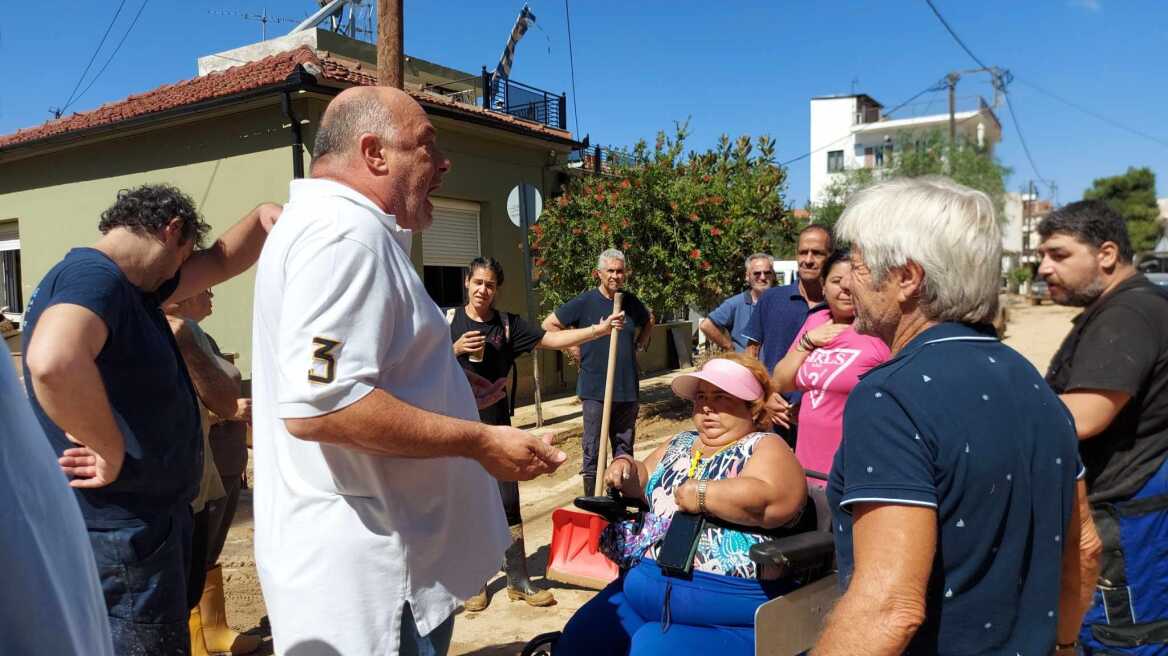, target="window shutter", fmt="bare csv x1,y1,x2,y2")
0,222,18,251
422,199,481,267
